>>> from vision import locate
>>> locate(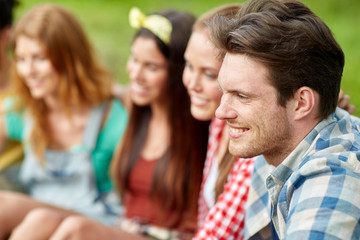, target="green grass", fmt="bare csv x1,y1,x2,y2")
15,0,360,116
